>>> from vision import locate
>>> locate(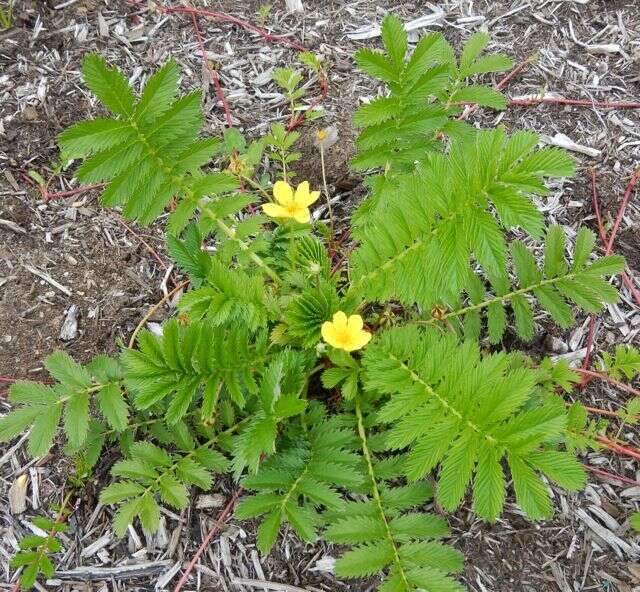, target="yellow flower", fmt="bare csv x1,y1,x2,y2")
321,311,372,352
262,180,320,224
